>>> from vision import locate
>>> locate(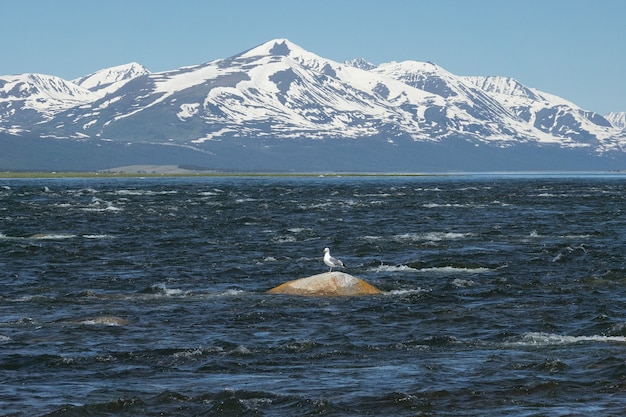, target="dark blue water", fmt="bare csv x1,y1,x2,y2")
2,174,626,416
